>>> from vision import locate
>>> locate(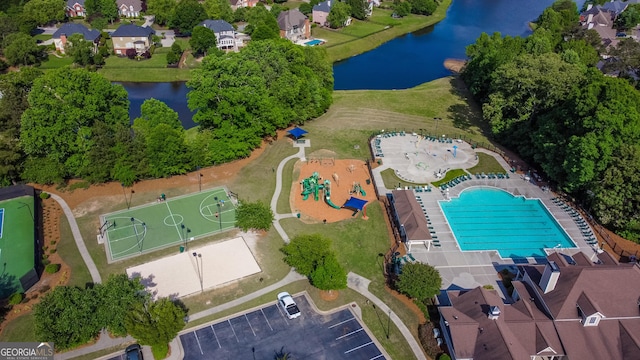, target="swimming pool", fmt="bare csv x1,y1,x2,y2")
305,39,323,46
439,187,575,258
